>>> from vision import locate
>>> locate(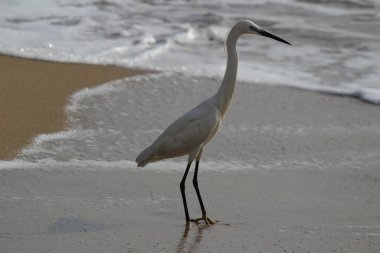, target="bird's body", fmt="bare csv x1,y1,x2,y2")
136,98,221,167
135,20,290,225
136,20,241,168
